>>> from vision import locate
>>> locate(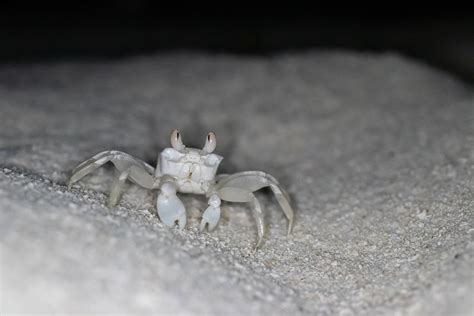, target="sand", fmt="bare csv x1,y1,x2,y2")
0,52,473,315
